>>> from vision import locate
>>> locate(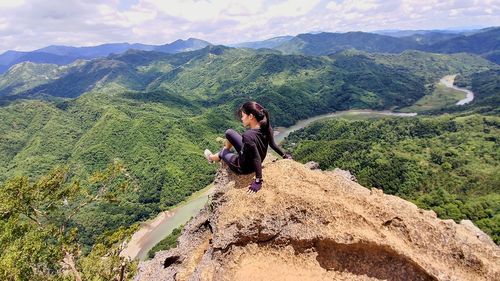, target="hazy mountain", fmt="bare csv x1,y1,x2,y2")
268,28,499,64
426,27,500,54
275,31,420,55
230,36,294,49
374,29,468,37
2,27,499,76
0,50,77,67
0,50,25,65
400,32,463,45
36,43,156,57
154,38,212,53
0,38,211,74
